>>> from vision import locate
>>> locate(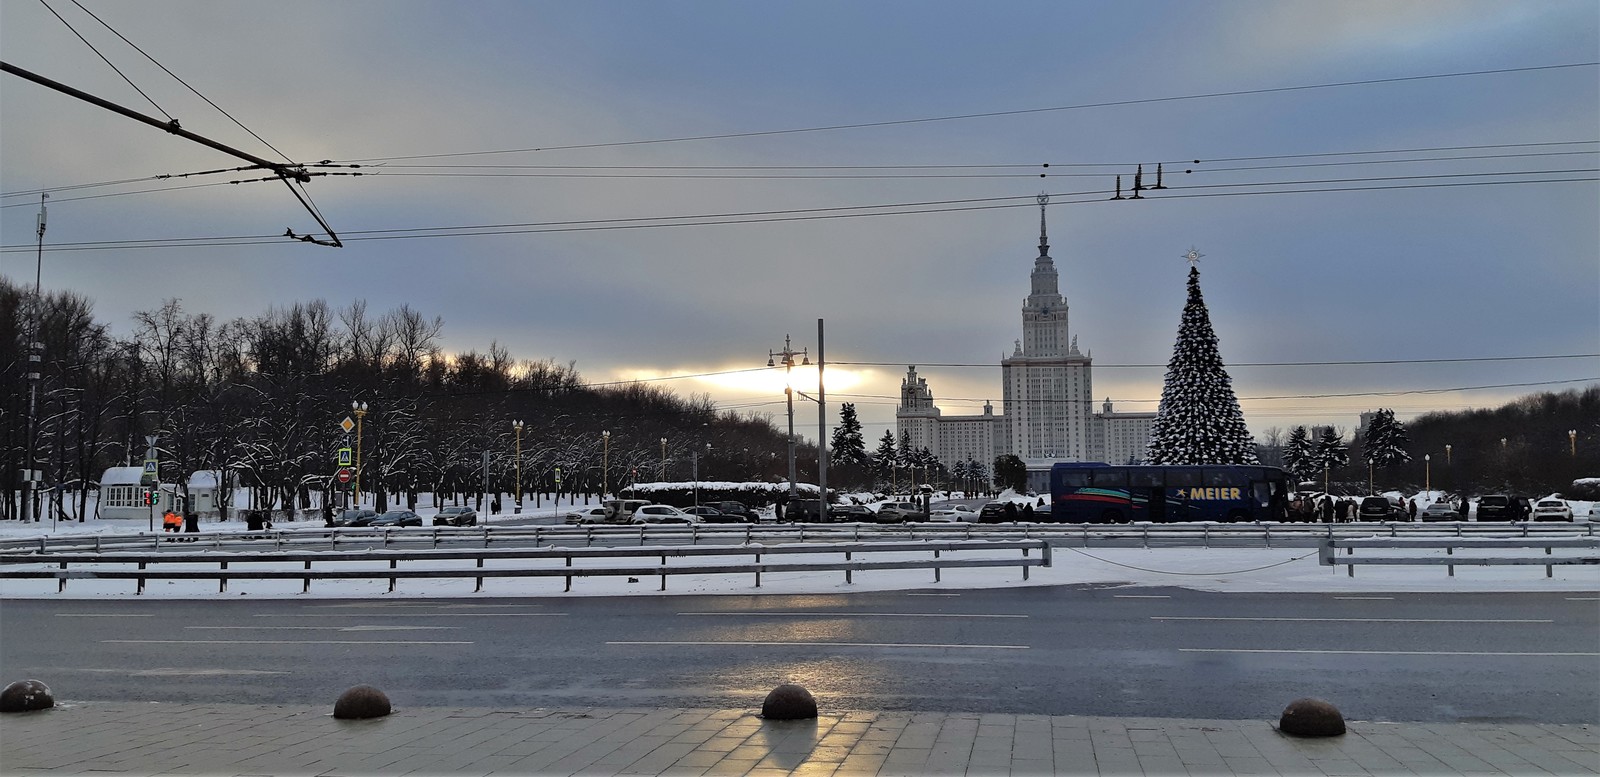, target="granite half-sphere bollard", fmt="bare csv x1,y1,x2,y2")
0,680,55,712
761,683,817,720
333,685,392,719
1278,697,1345,737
